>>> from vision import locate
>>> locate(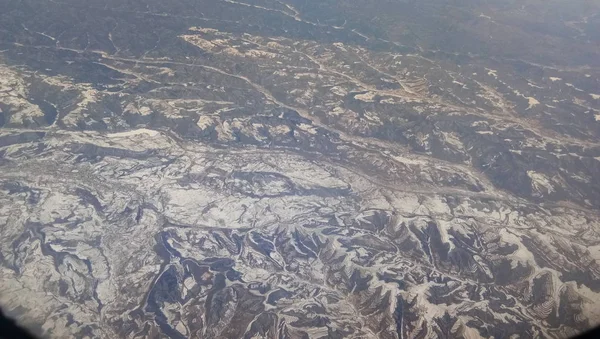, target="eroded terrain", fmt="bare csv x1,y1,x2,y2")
1,0,600,338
